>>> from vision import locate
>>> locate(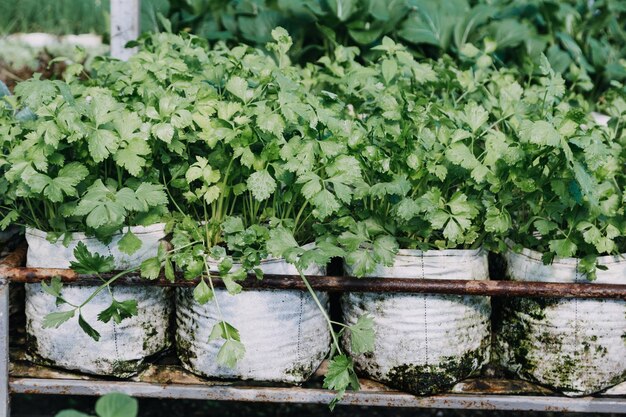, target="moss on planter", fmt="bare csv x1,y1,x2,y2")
285,363,311,381
142,322,159,351
383,347,487,395
496,296,620,395
176,331,197,367
25,323,59,369
110,358,142,377
495,297,563,375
